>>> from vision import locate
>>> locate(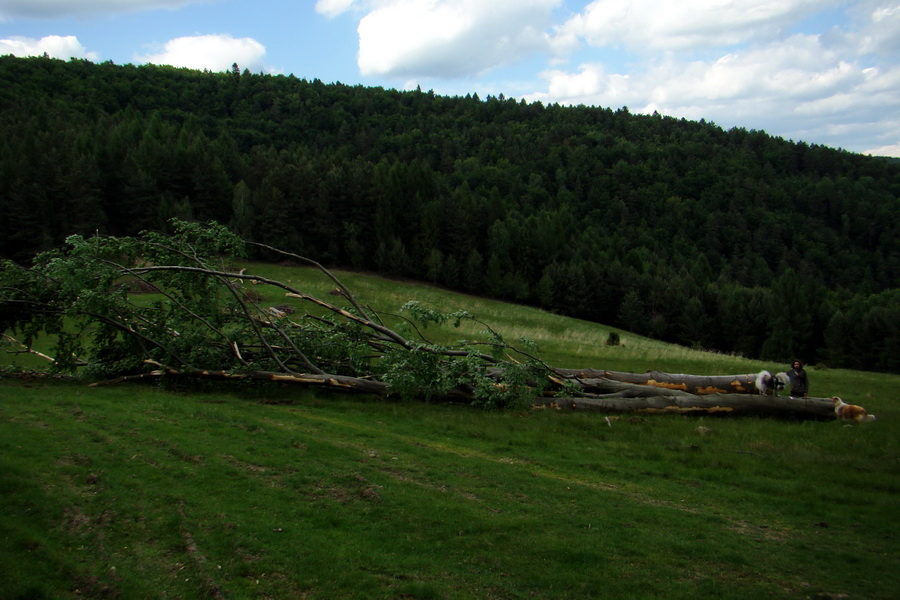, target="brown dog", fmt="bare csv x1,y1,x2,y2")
832,397,876,422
